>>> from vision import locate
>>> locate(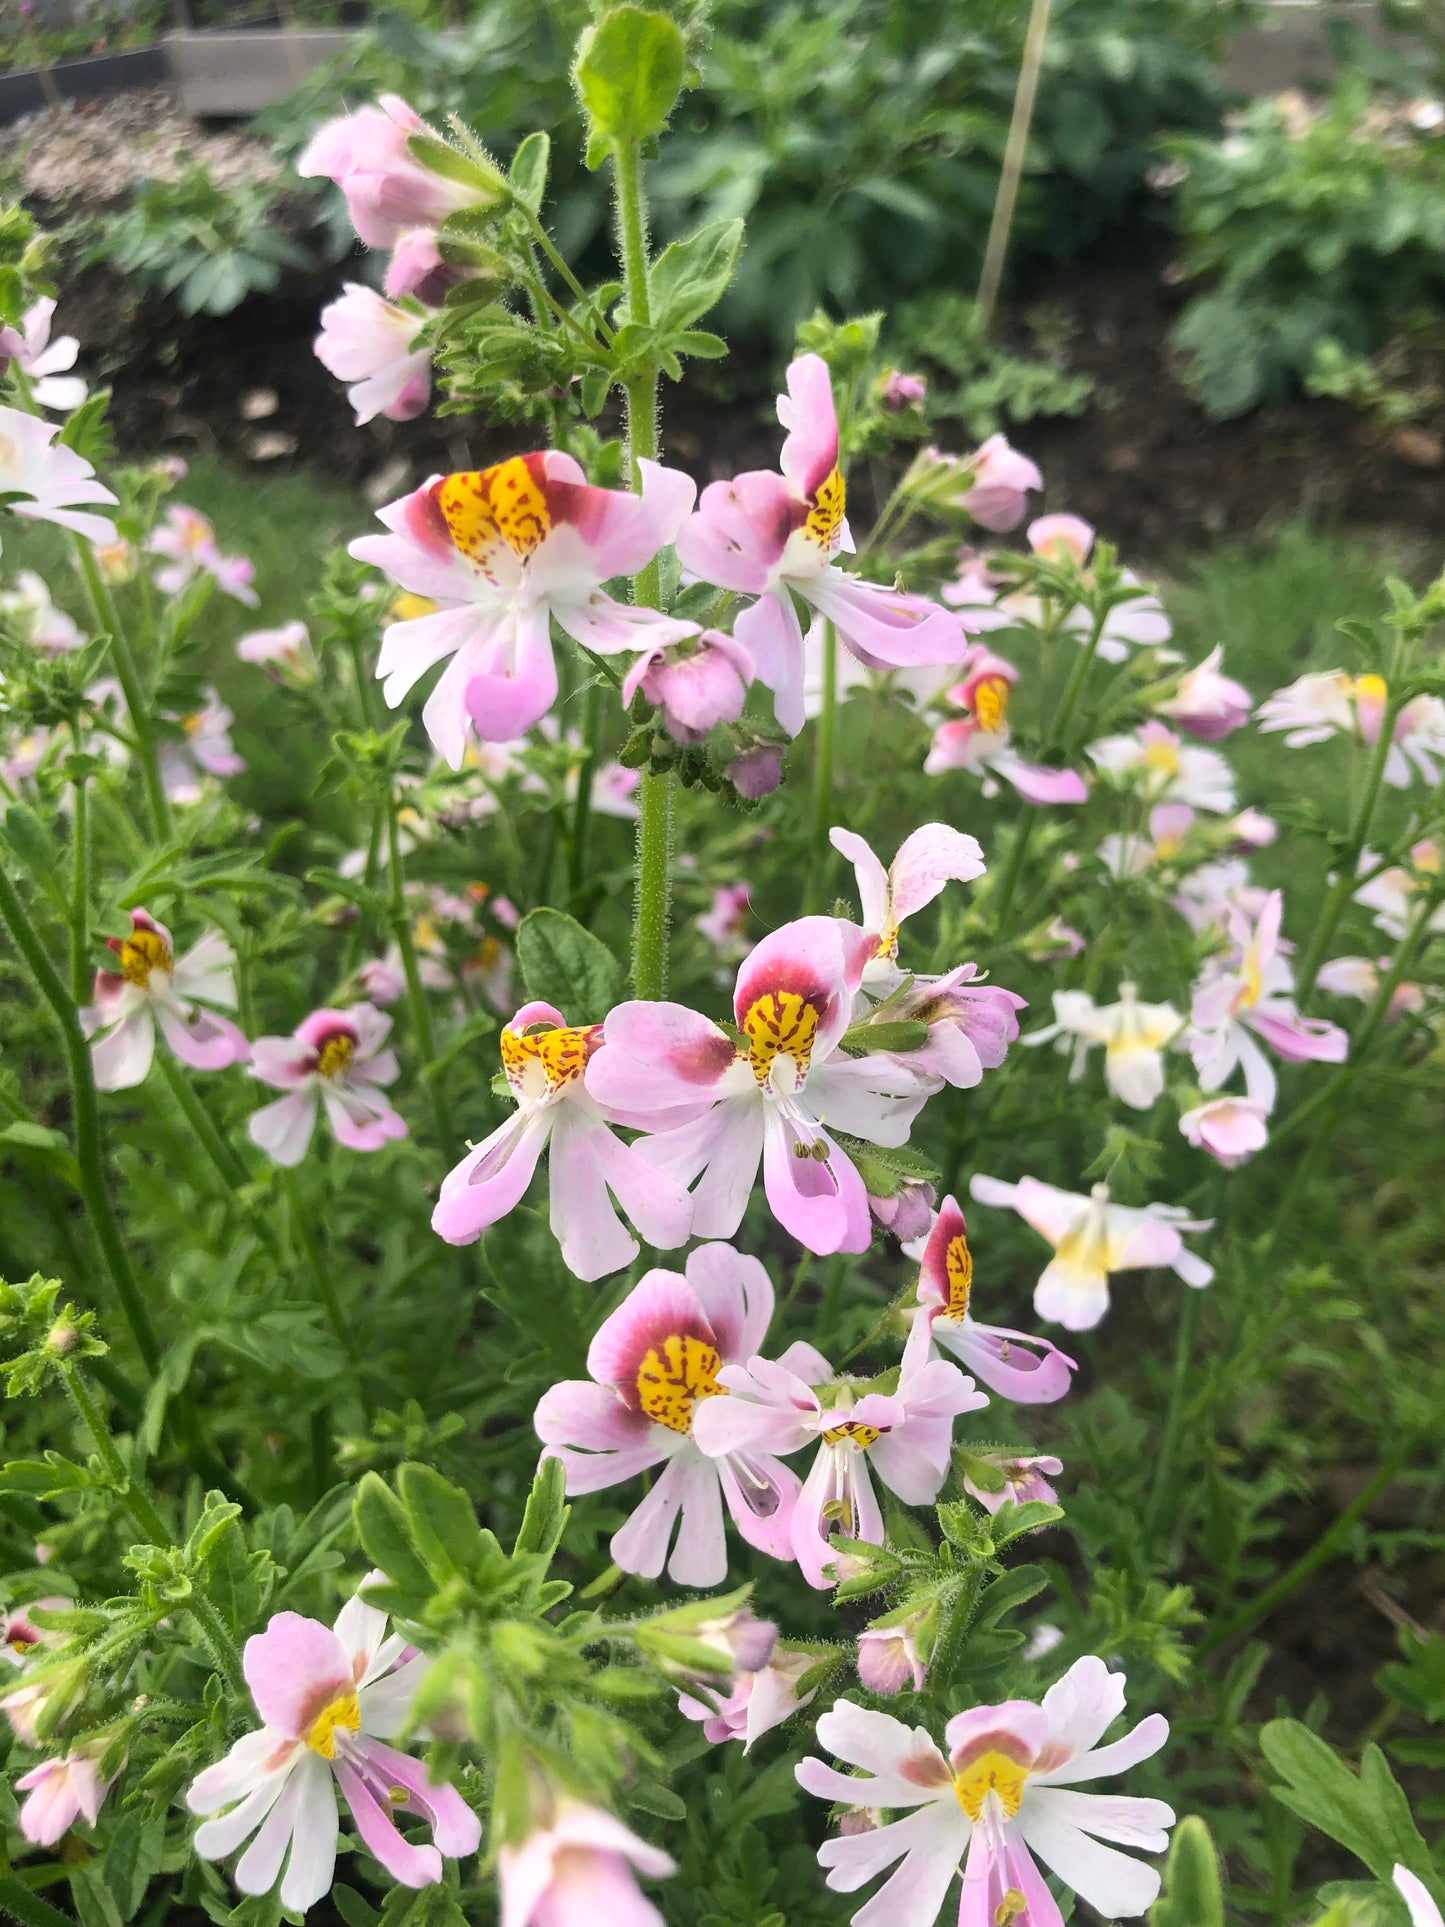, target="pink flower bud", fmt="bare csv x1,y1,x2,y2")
627,630,754,743
1179,1096,1269,1168
963,435,1044,532
882,371,927,411
728,742,784,799
856,1608,931,1694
